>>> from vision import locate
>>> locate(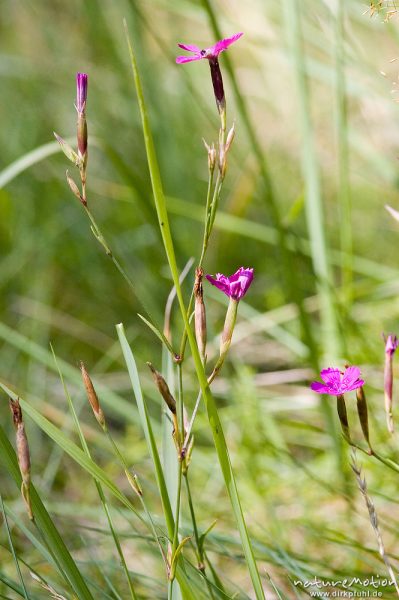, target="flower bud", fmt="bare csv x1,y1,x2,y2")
147,363,176,414
9,398,33,520
384,333,398,433
194,267,207,361
80,362,106,428
203,139,216,172
76,73,88,161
